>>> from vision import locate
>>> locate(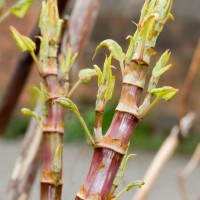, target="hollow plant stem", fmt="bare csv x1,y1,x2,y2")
75,0,174,199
